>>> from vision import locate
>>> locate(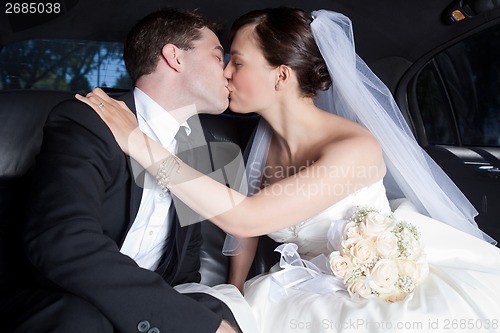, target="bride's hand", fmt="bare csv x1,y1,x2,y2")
75,87,138,155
